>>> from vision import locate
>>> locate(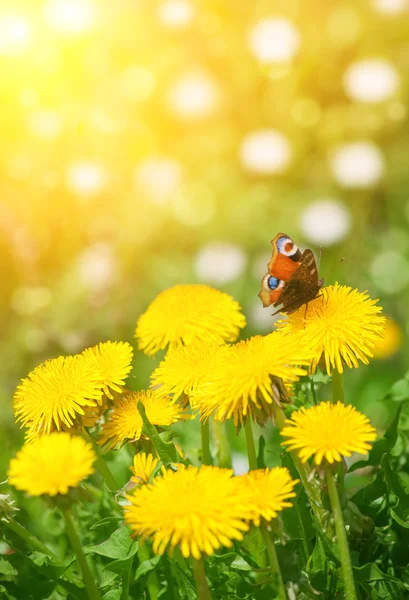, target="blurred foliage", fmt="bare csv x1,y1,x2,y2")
1,0,409,477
